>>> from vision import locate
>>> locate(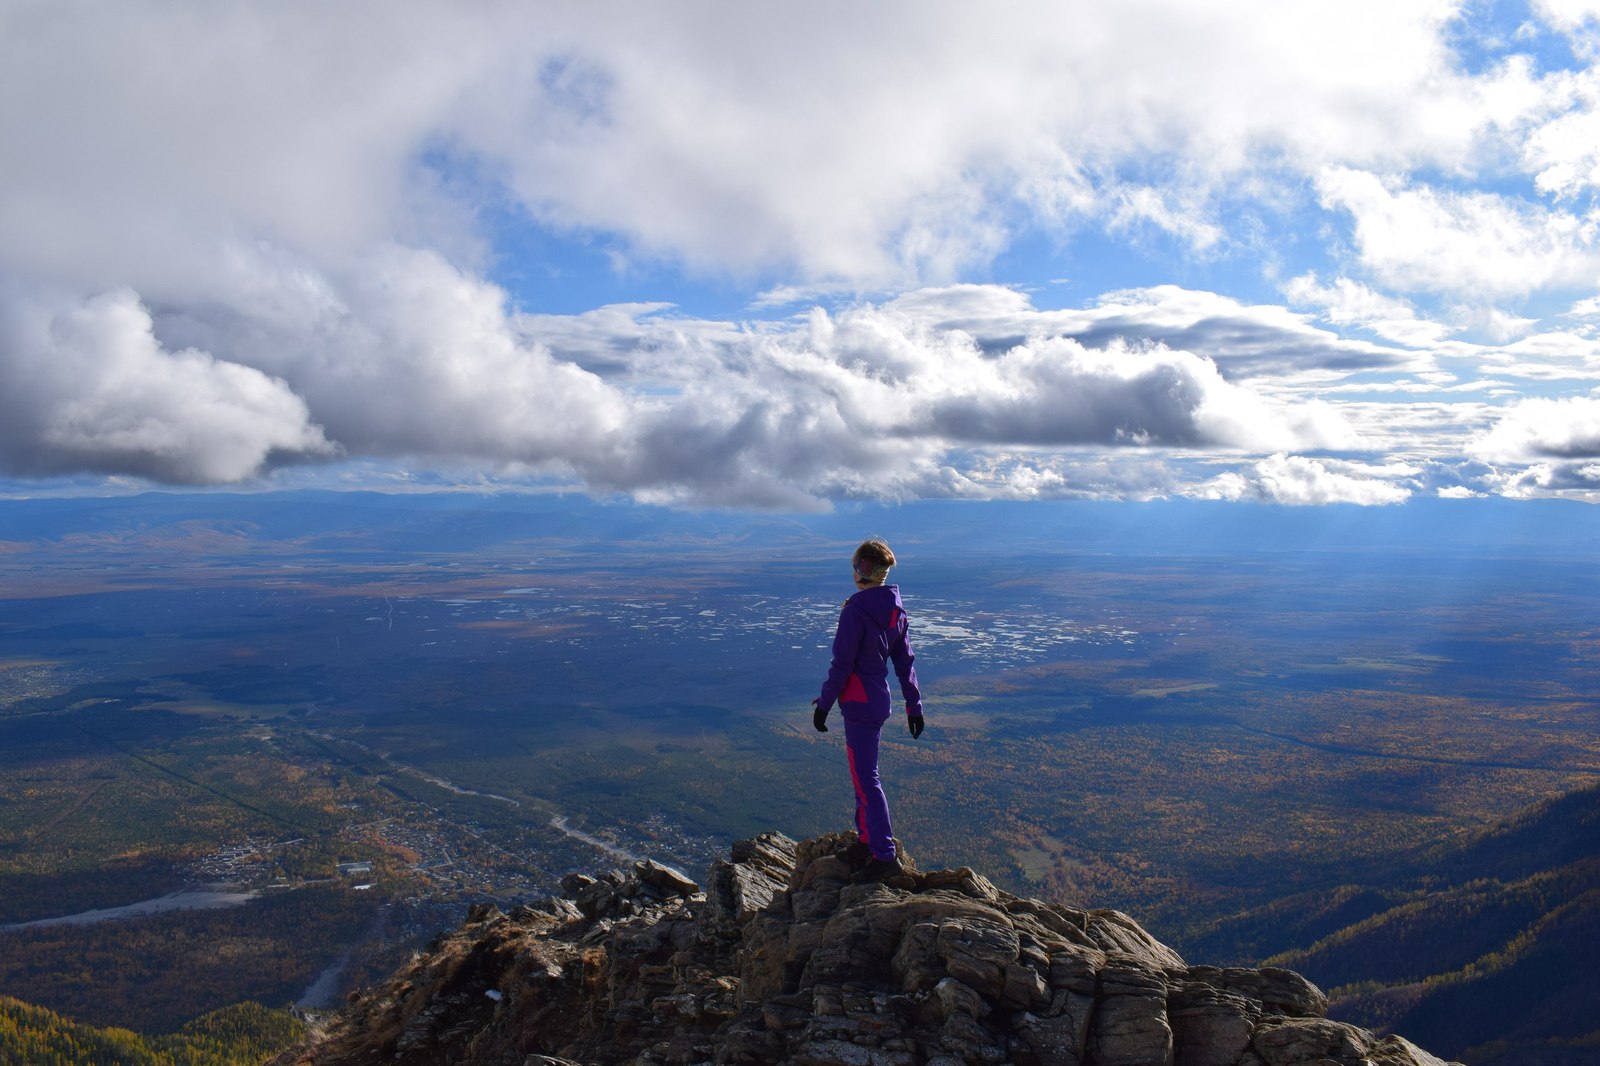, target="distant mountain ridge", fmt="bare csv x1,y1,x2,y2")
274,830,1457,1066
1191,781,1600,1065
7,491,1600,563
